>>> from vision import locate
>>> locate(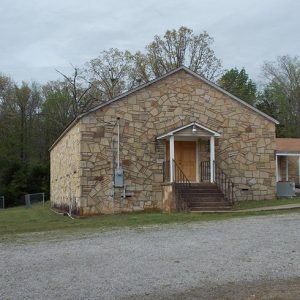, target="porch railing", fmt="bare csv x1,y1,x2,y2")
173,159,191,188
162,160,191,211
213,161,235,205
200,161,210,181
162,160,170,182
173,159,191,211
162,160,191,187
